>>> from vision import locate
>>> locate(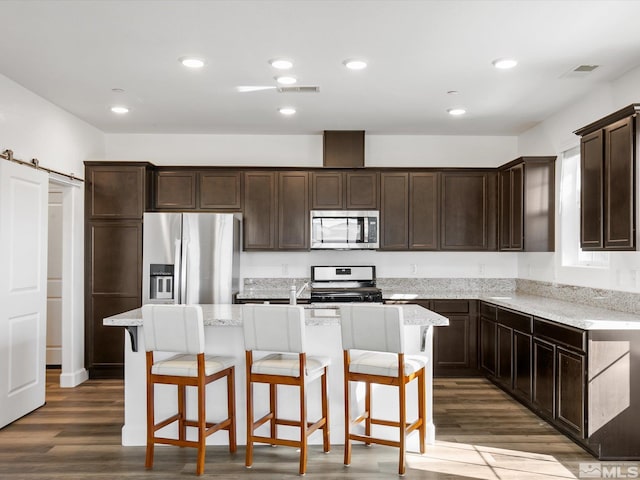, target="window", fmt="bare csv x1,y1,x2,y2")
559,146,609,267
